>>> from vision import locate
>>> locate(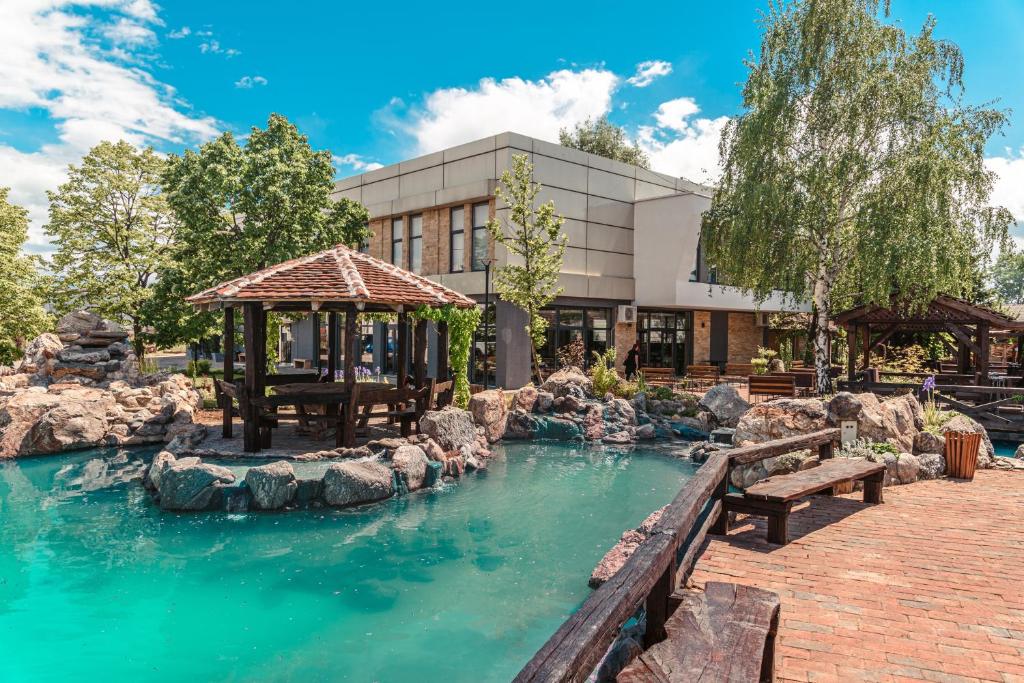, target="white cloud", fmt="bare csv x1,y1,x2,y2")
167,26,190,39
0,0,219,253
334,153,384,173
986,151,1024,222
627,60,672,88
234,75,267,89
397,68,619,154
198,37,239,57
102,17,155,45
638,98,728,184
